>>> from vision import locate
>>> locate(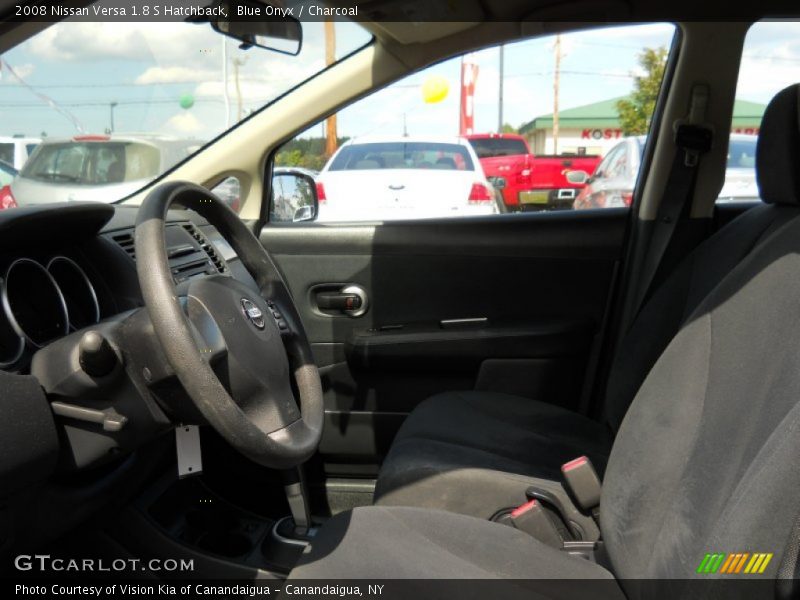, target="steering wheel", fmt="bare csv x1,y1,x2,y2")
134,181,323,469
